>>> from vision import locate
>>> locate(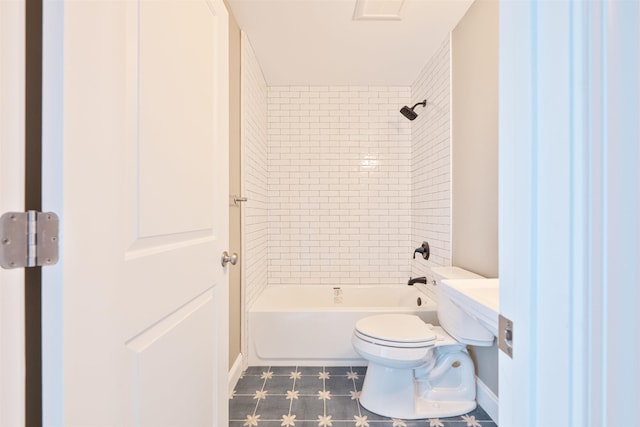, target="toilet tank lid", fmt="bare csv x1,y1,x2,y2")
430,266,484,282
